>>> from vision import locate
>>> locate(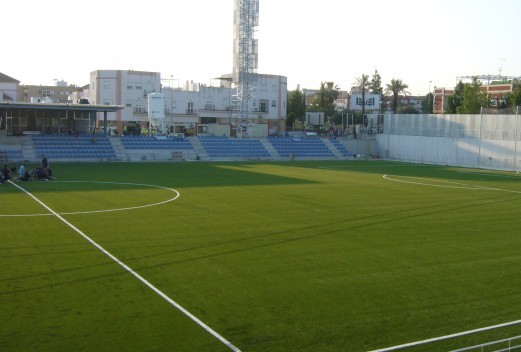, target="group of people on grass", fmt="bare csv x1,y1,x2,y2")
0,155,54,184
